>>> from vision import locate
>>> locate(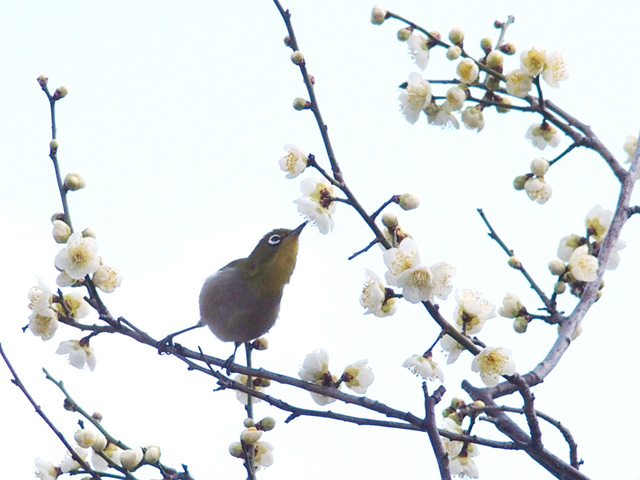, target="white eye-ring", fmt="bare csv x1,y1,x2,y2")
268,234,282,245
